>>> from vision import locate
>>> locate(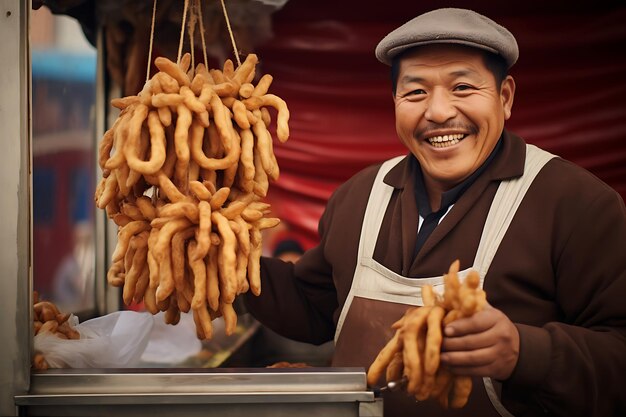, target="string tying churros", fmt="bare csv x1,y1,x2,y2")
366,259,486,409
95,53,289,340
